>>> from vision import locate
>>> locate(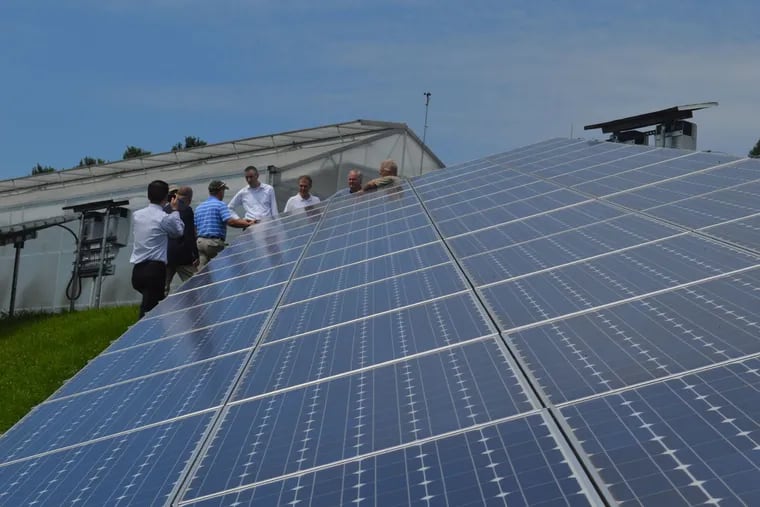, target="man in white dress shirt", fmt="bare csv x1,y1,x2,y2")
227,166,279,221
130,180,184,318
284,175,321,213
